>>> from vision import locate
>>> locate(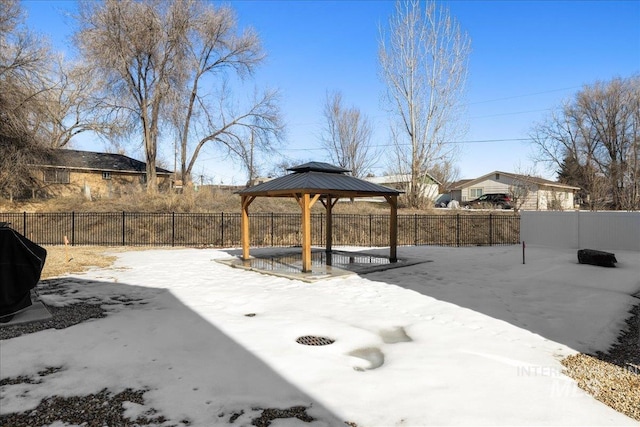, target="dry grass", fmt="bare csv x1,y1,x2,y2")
41,246,124,279
1,189,519,216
